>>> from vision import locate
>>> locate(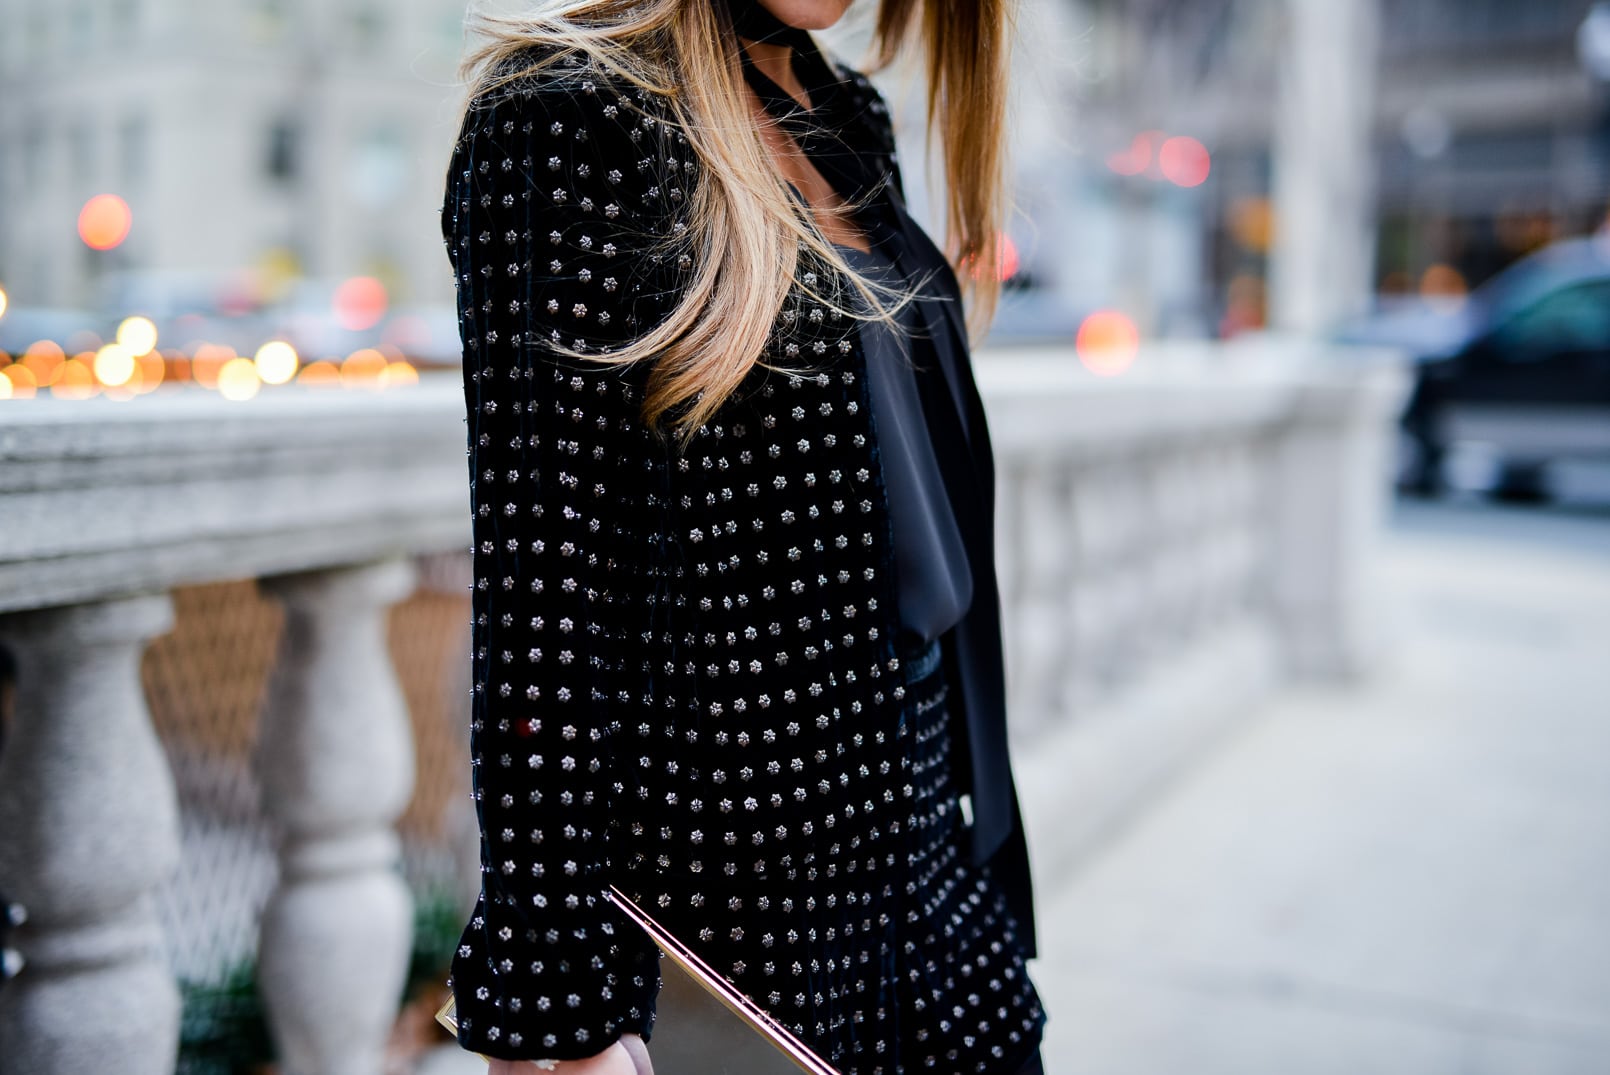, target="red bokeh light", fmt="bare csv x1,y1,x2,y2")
962,235,1022,283
333,276,389,331
1106,131,1162,177
1076,310,1140,377
78,194,133,251
993,235,1021,282
1159,136,1212,188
